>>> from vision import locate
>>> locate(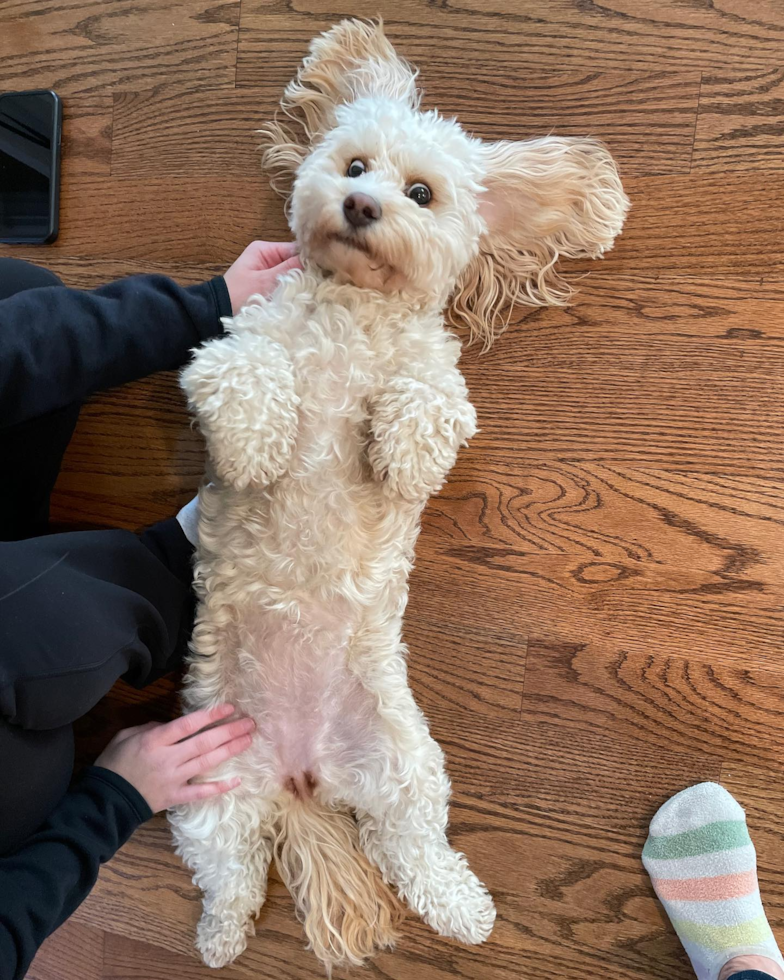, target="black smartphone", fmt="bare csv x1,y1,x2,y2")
0,90,62,245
